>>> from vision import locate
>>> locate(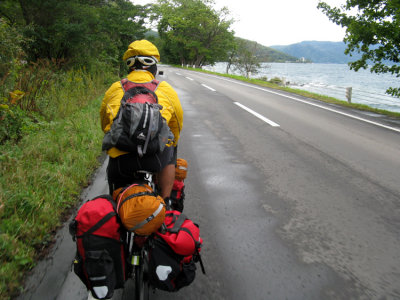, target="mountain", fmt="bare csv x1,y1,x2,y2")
144,31,301,63
255,44,299,63
235,37,299,63
254,43,299,63
270,41,362,63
